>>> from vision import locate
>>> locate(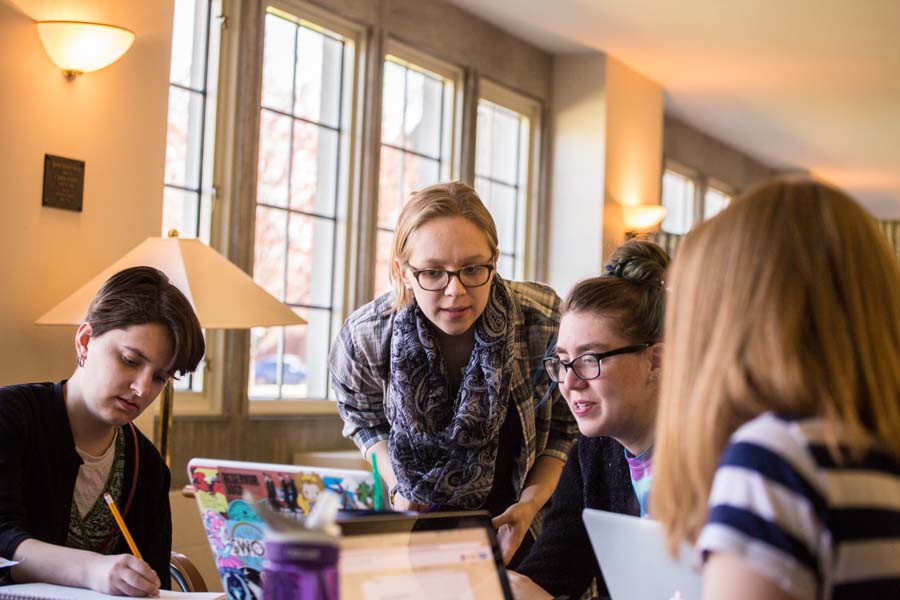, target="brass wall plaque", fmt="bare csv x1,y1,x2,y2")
42,154,85,212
